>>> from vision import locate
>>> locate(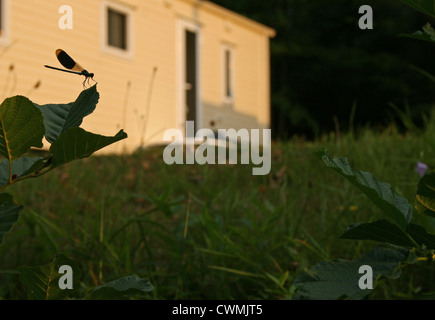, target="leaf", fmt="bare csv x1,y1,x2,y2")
316,150,412,230
18,254,82,300
415,172,435,218
407,223,435,250
340,220,415,247
0,96,44,160
341,219,435,250
293,245,412,300
34,85,99,143
49,127,127,168
400,23,435,43
0,157,43,187
85,275,153,300
401,31,435,43
399,0,435,17
20,157,52,176
0,193,23,244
